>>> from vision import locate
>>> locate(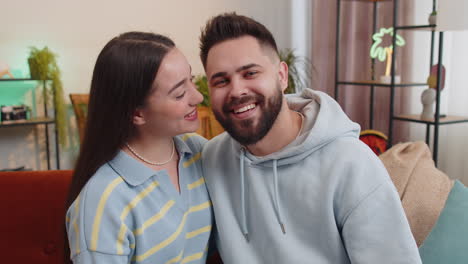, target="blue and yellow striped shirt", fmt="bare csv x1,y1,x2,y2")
66,134,213,264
